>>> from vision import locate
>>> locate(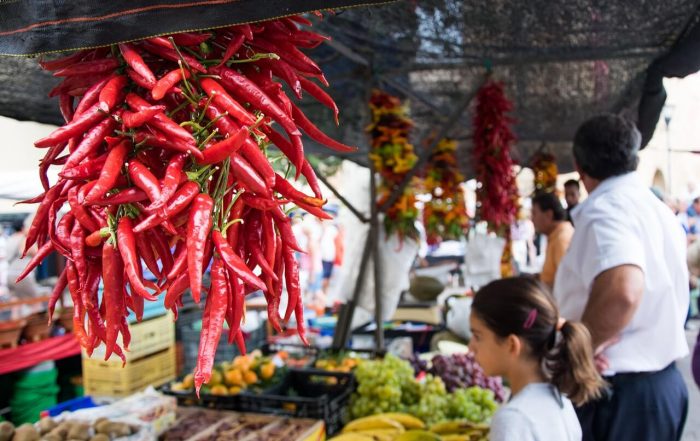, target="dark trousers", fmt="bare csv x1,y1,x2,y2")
576,363,688,441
